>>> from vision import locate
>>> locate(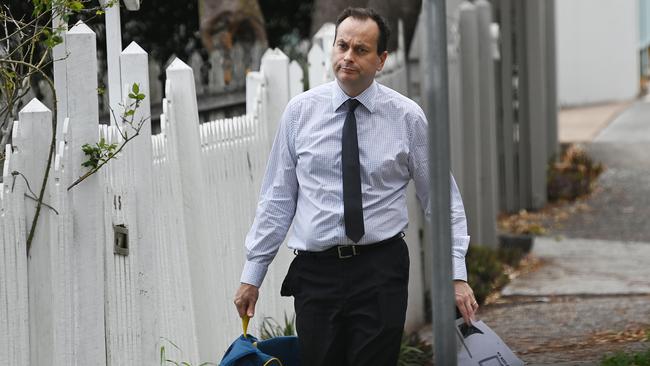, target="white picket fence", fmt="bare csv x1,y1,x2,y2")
0,20,424,365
